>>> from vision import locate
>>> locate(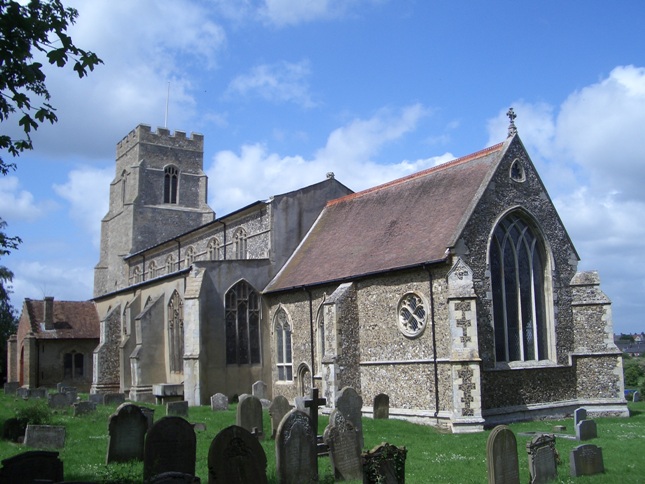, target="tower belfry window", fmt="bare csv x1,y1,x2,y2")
164,166,178,204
